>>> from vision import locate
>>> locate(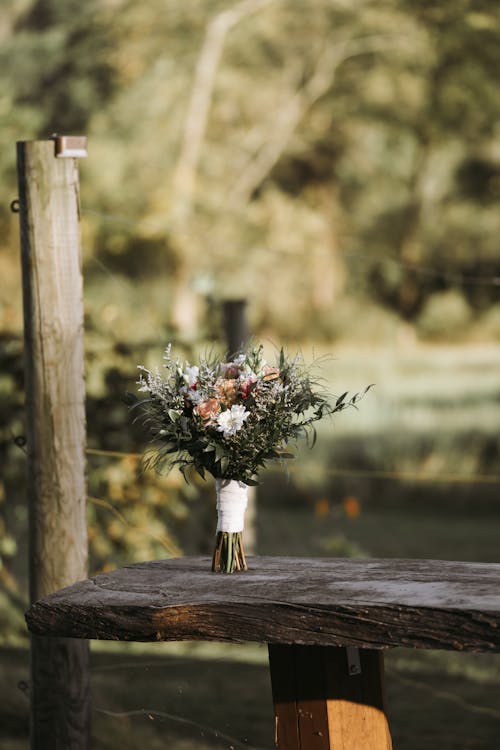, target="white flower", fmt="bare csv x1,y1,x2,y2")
184,365,199,386
186,387,203,404
216,404,250,437
137,366,163,395
136,366,150,392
